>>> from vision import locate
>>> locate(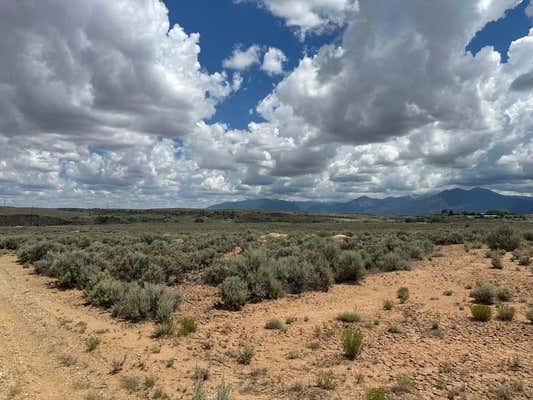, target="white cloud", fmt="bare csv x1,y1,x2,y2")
222,45,261,70
2,0,533,207
261,47,287,75
240,0,358,37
